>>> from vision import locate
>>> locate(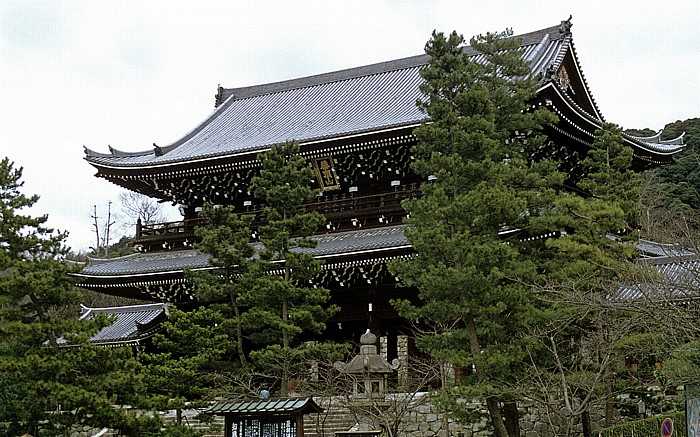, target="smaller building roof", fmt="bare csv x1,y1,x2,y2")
615,242,699,301
67,303,167,346
207,397,322,417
